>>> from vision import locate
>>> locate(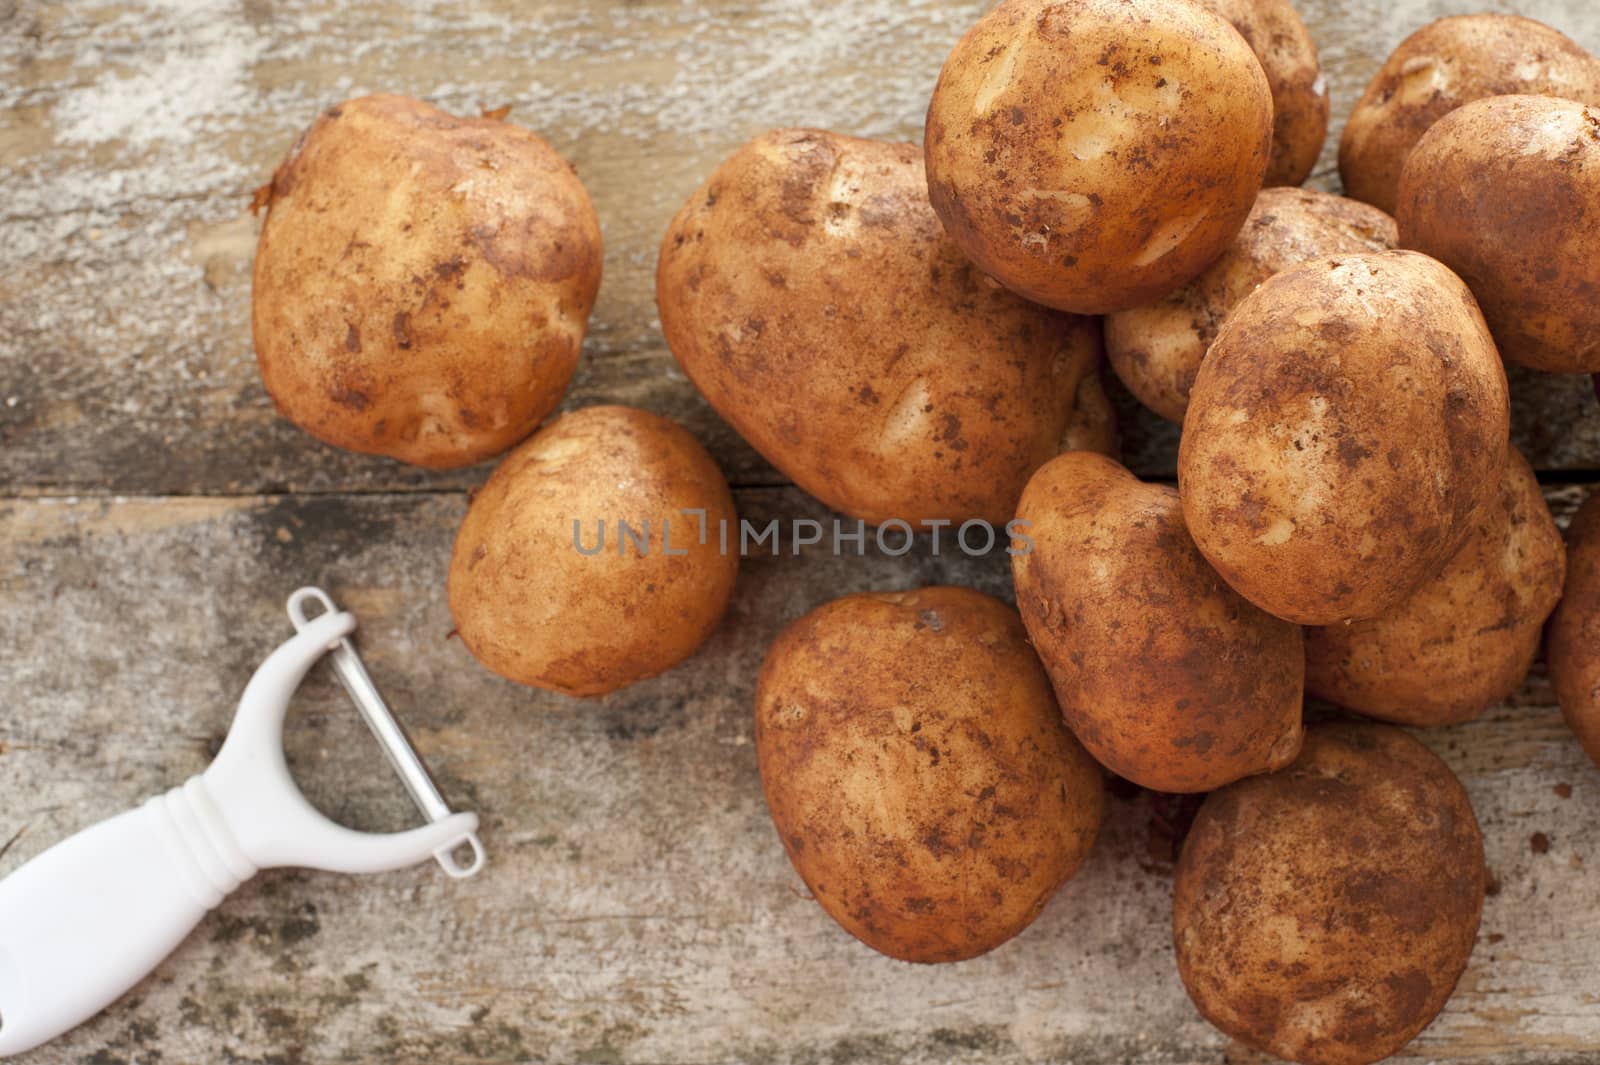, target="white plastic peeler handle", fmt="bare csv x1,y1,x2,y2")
0,601,482,1058
0,781,257,1057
